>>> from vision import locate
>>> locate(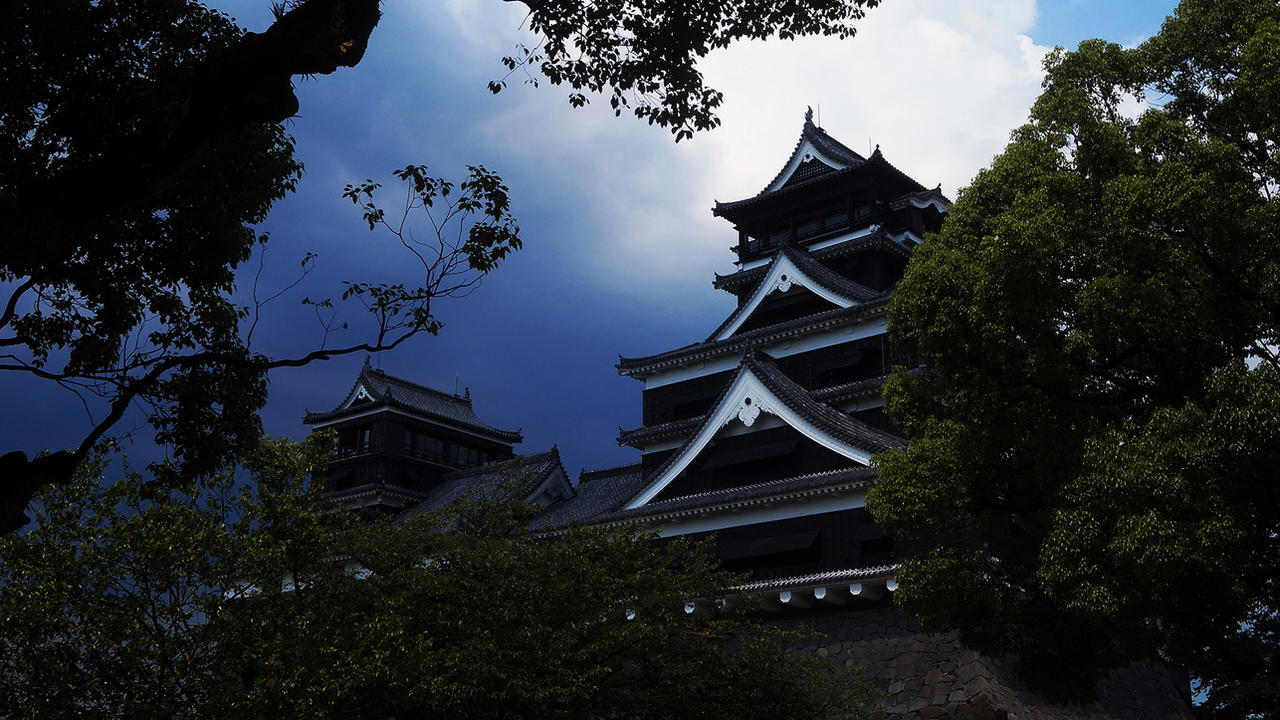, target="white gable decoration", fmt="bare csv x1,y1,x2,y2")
623,363,876,509
712,252,858,341
340,384,375,409
764,140,852,195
